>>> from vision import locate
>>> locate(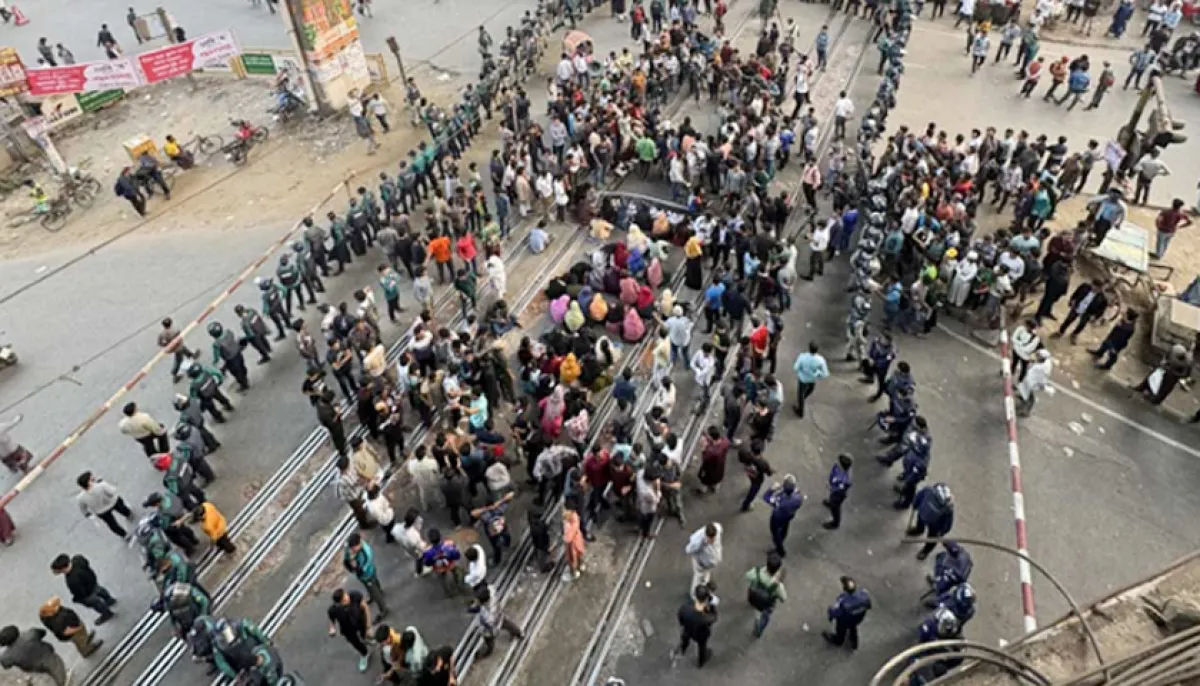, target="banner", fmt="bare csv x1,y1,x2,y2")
296,0,358,62
0,48,28,97
27,59,142,96
138,28,241,84
76,89,125,112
